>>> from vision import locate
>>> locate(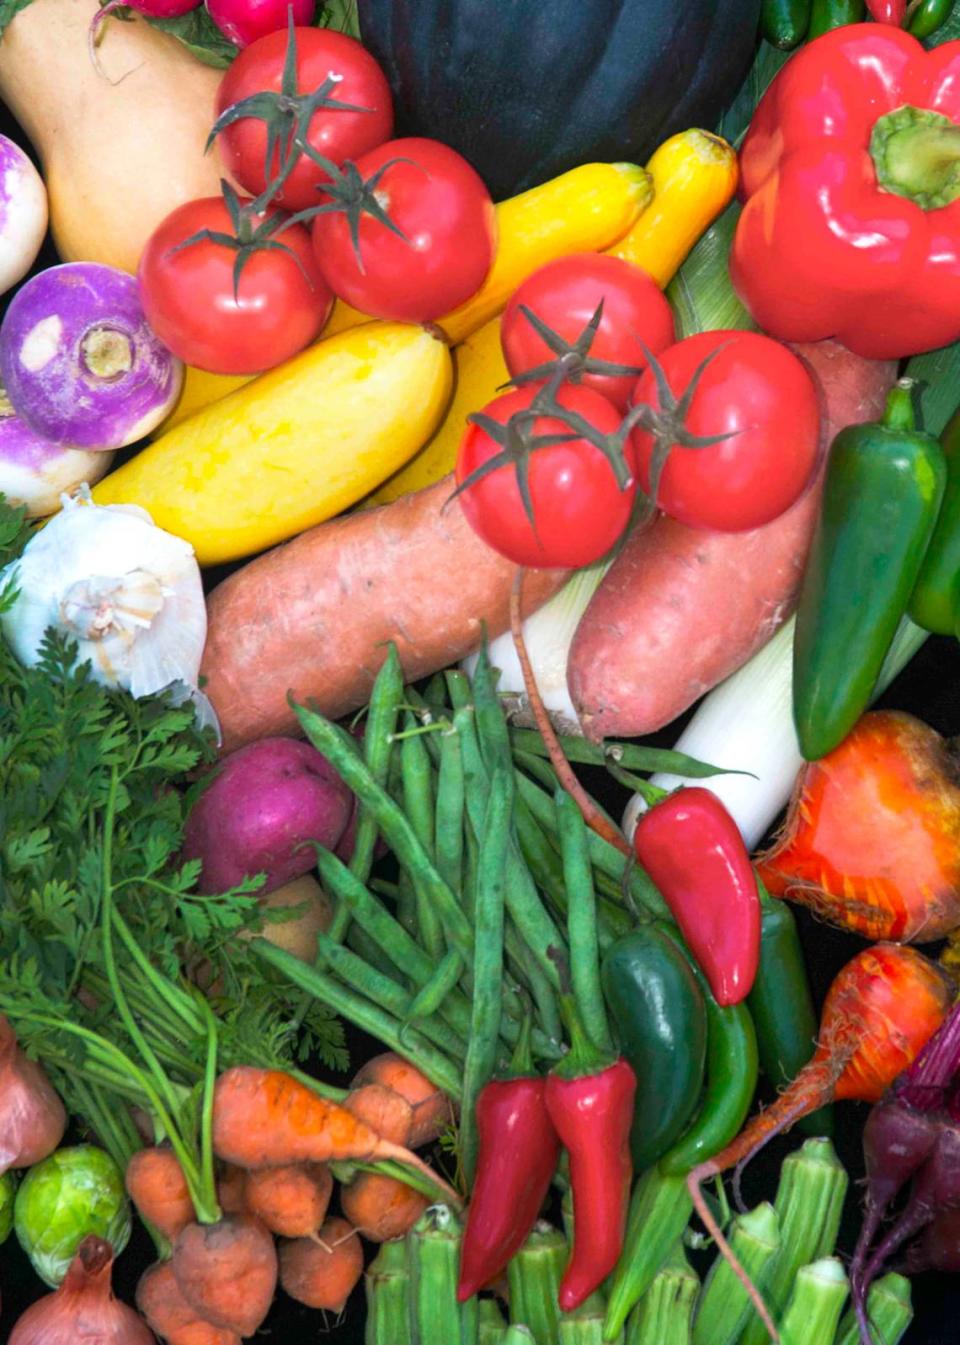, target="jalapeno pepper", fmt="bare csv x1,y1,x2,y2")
793,381,946,761
909,402,960,635
807,0,865,35
908,0,956,38
632,788,761,1006
601,926,708,1170
761,0,811,45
